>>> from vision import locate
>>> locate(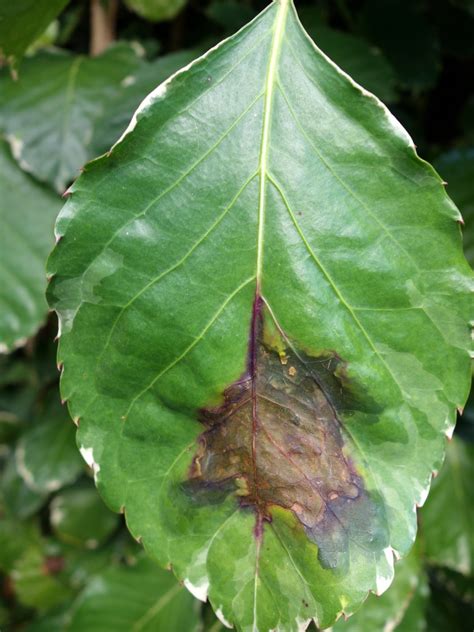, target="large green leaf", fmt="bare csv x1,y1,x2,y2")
66,555,200,631
47,1,472,630
0,45,142,192
0,0,68,68
420,436,473,575
0,141,62,351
